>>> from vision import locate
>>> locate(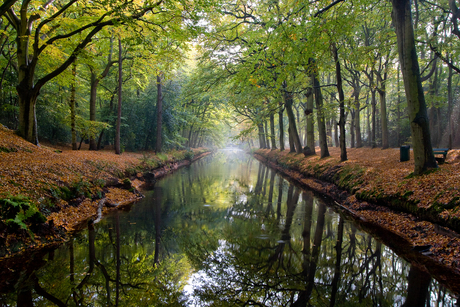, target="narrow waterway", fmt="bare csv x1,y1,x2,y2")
0,149,457,306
